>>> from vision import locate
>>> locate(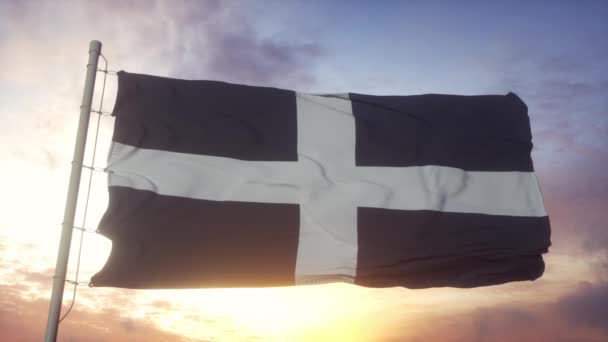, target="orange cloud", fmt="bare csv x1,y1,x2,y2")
0,285,206,342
